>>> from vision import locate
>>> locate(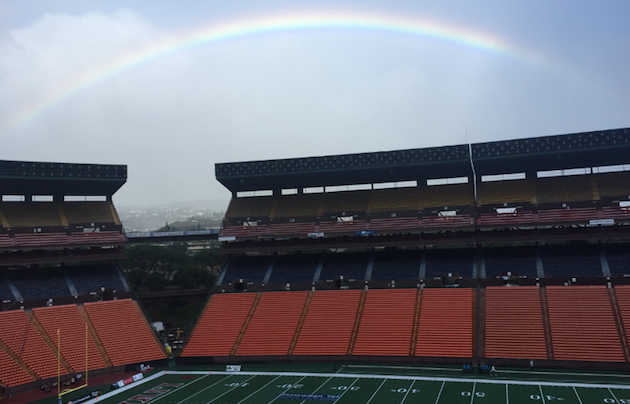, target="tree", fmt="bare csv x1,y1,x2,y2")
173,266,216,290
